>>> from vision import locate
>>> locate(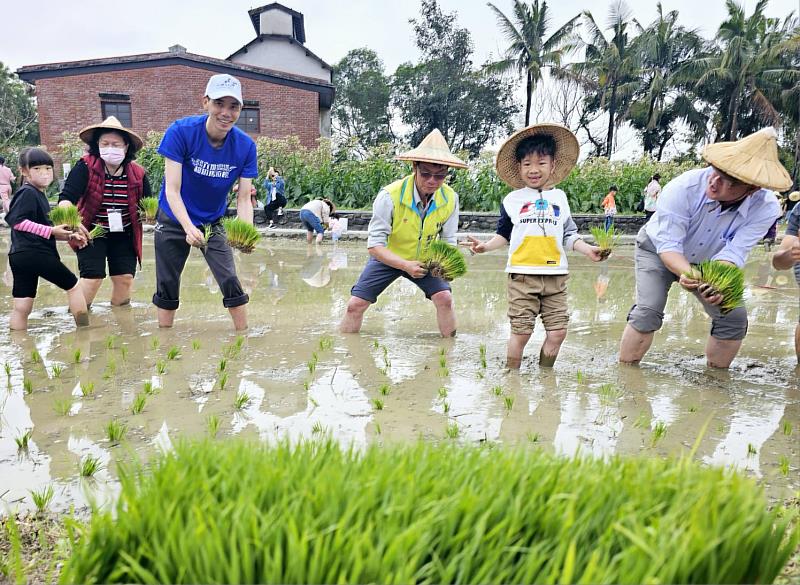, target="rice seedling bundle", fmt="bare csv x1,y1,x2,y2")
684,260,745,313
48,206,82,231
139,197,159,222
222,217,260,254
61,440,799,585
421,240,467,281
589,225,621,259
88,225,107,241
